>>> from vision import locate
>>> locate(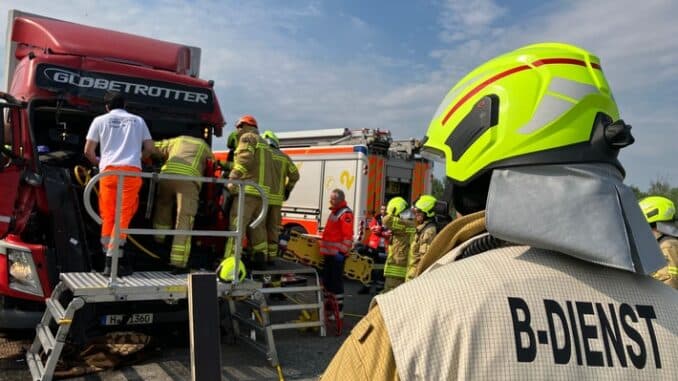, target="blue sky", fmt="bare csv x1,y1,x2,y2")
1,0,676,189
